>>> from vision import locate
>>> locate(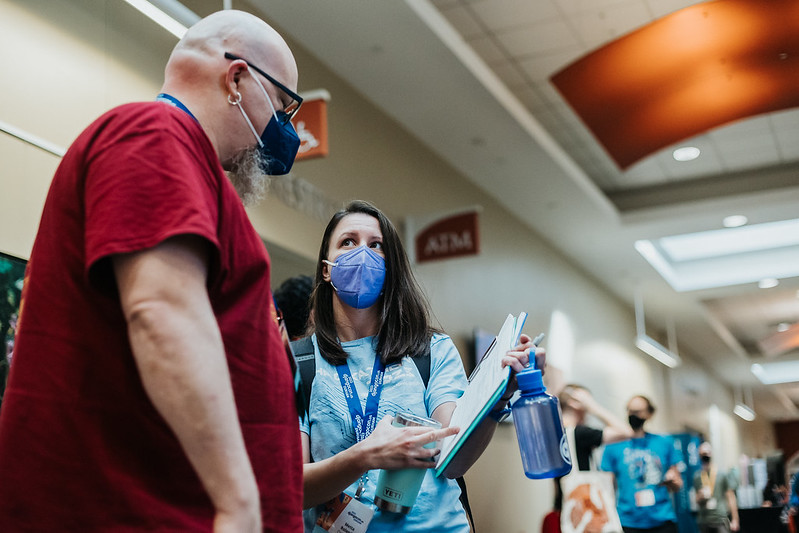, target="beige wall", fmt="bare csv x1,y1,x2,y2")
0,1,776,531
